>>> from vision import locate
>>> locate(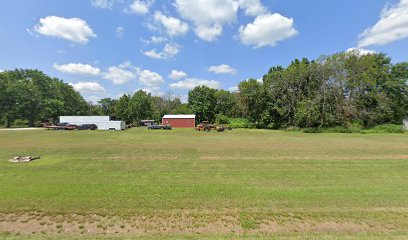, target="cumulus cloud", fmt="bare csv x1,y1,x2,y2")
346,48,377,56
33,16,96,44
90,0,117,9
127,0,154,15
174,0,238,41
70,82,106,94
208,64,237,74
169,70,187,80
138,70,165,87
358,0,408,47
103,62,139,85
153,11,189,37
143,43,180,59
53,63,101,76
238,13,298,48
195,24,223,42
169,78,220,90
238,0,267,16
